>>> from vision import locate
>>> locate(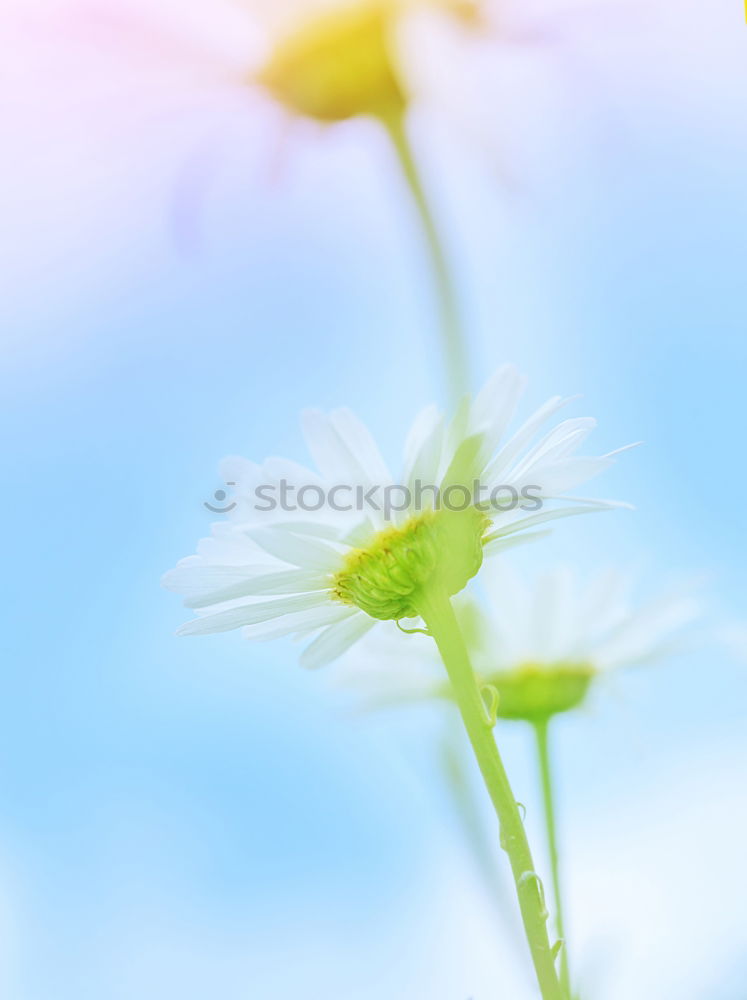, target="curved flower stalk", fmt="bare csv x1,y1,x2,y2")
164,364,631,1000
253,0,483,403
333,561,700,996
